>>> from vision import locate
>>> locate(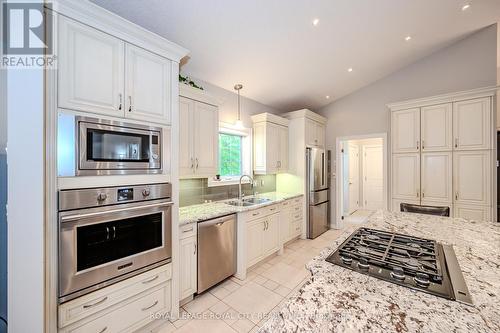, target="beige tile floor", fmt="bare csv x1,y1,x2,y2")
143,229,345,333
